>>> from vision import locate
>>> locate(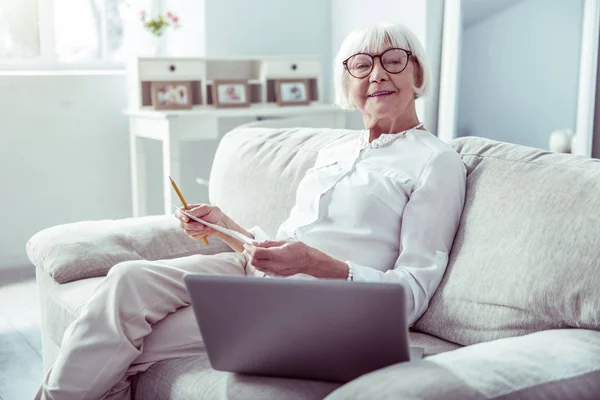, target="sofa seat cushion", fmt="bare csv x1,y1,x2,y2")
415,137,600,346
326,329,600,400
132,333,459,400
409,331,461,356
132,353,340,400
